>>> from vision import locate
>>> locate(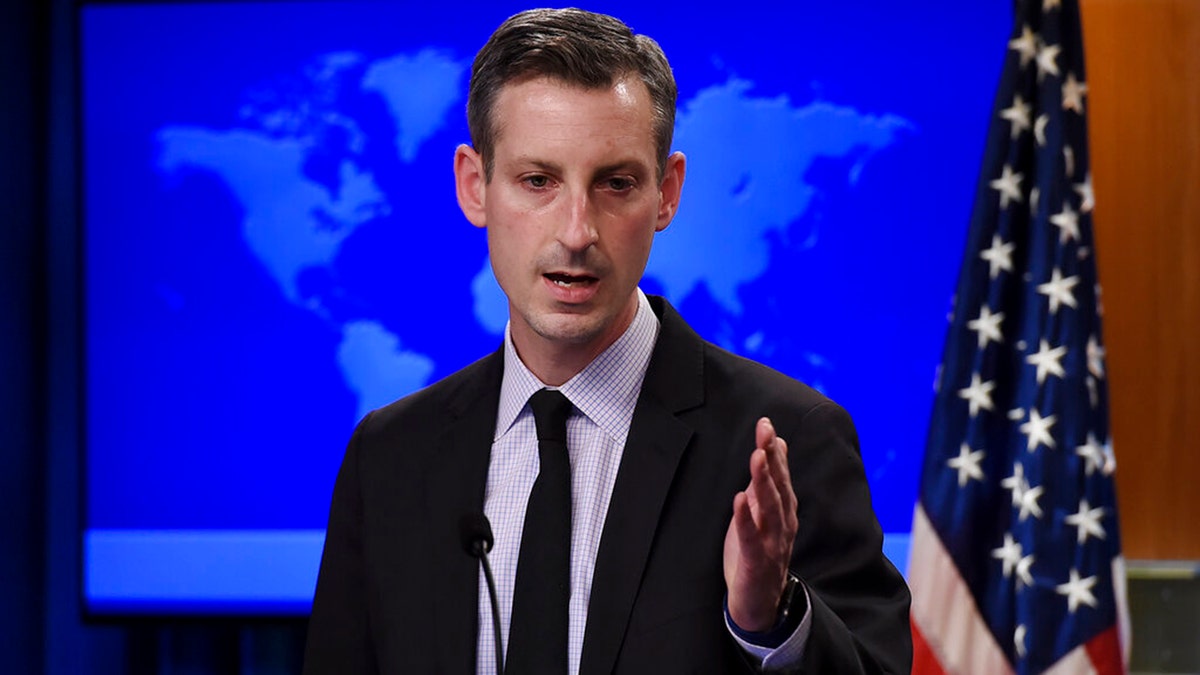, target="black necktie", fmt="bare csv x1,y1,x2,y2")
506,388,573,673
